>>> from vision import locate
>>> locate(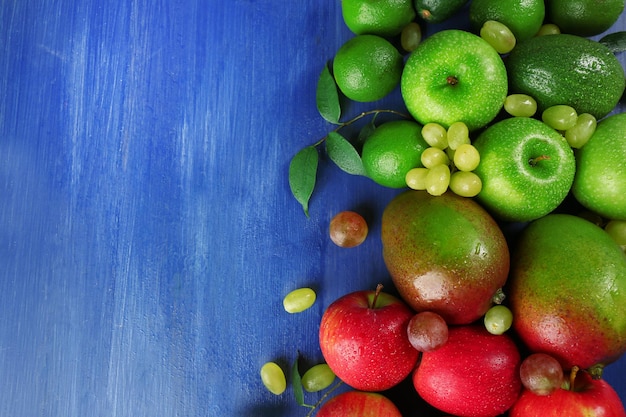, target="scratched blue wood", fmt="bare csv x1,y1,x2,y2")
0,1,624,416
